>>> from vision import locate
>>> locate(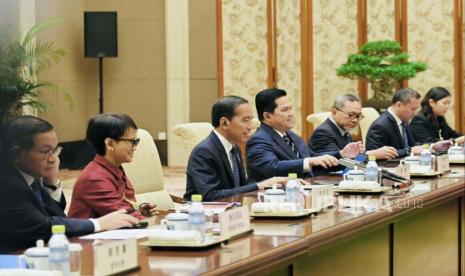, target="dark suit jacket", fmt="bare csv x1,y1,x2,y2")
246,123,320,182
309,118,349,158
410,112,462,144
0,159,94,253
365,111,417,157
184,132,258,201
